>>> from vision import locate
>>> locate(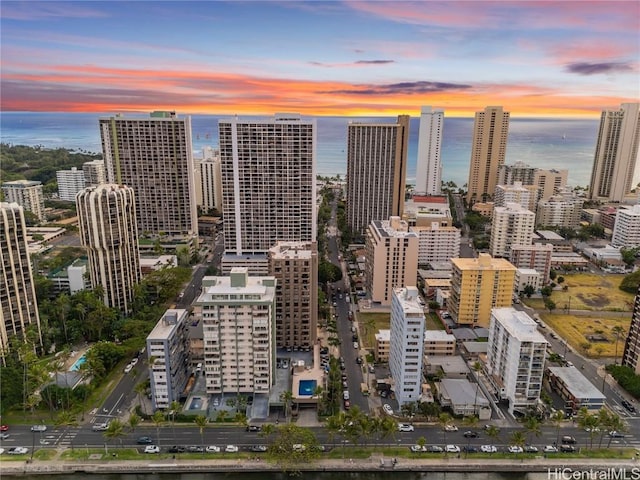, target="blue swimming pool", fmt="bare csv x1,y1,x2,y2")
298,380,317,396
189,397,203,410
70,355,86,372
